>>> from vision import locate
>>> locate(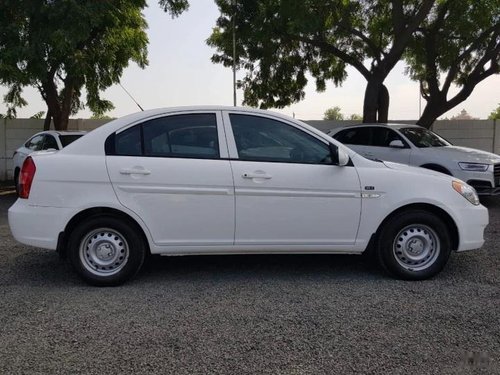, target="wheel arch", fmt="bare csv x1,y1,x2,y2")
373,203,459,251
420,163,452,175
57,207,151,258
